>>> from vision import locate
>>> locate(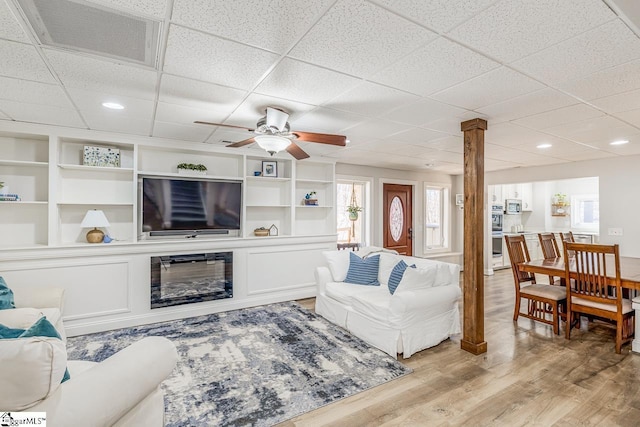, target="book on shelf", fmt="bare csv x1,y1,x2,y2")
0,193,20,201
